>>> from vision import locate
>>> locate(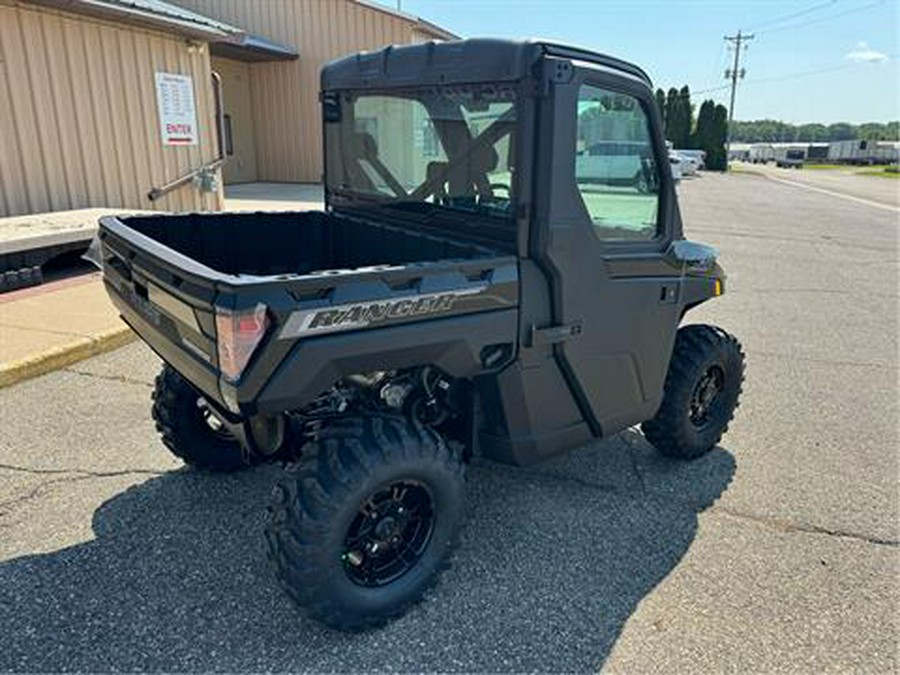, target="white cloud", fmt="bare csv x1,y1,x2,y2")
845,41,889,63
